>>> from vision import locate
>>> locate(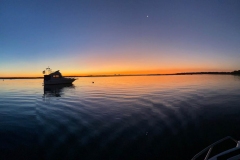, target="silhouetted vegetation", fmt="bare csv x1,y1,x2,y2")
175,70,240,75
232,70,240,75
175,72,230,75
